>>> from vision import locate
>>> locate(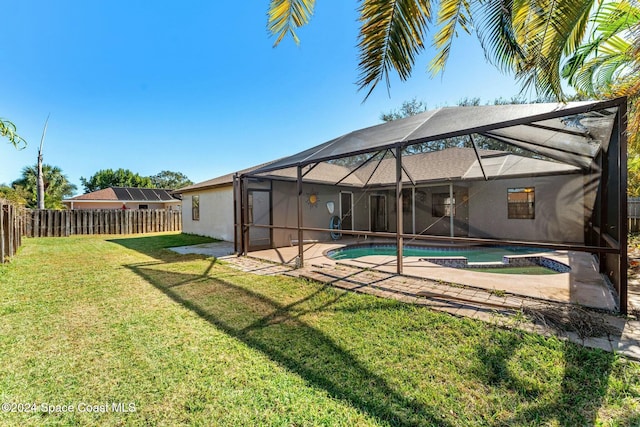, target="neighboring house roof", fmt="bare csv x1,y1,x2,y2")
64,187,180,202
